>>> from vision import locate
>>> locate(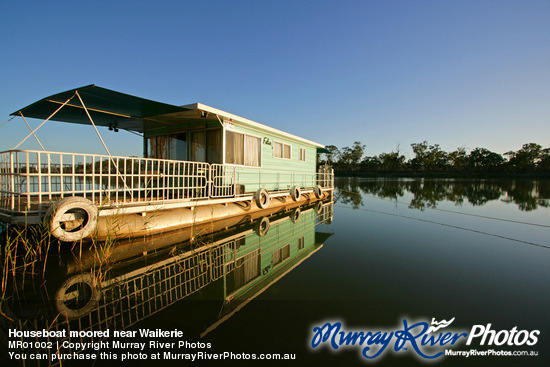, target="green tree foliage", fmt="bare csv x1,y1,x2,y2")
448,147,468,172
410,141,448,172
339,141,365,171
326,141,549,176
538,148,550,171
321,145,340,164
467,148,504,172
378,152,406,172
507,143,543,172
